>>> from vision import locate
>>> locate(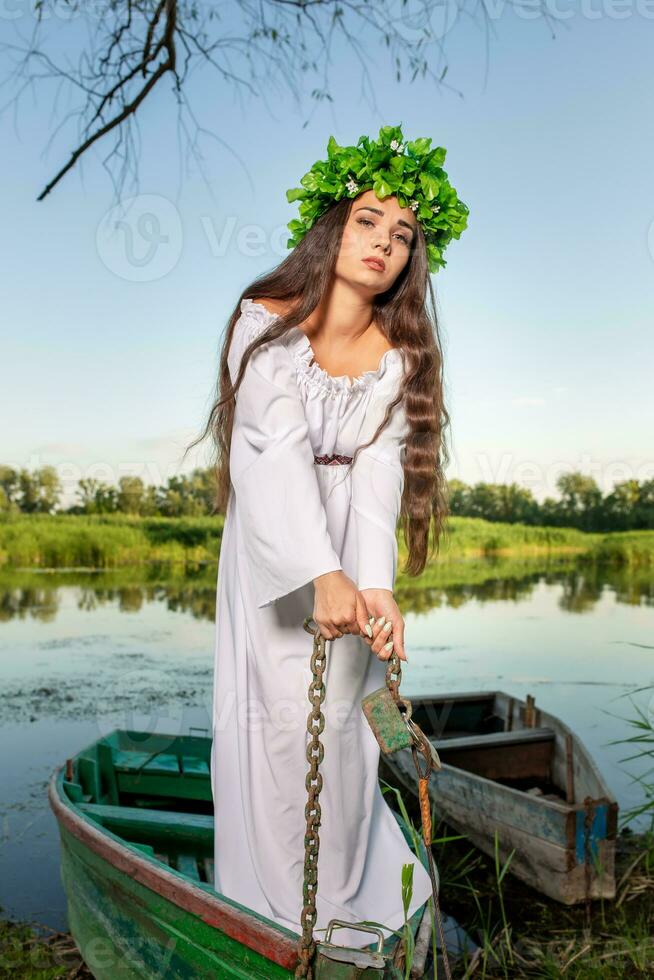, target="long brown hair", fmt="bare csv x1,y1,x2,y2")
184,194,451,577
